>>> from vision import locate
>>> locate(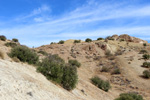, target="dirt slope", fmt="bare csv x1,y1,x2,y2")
0,35,150,100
